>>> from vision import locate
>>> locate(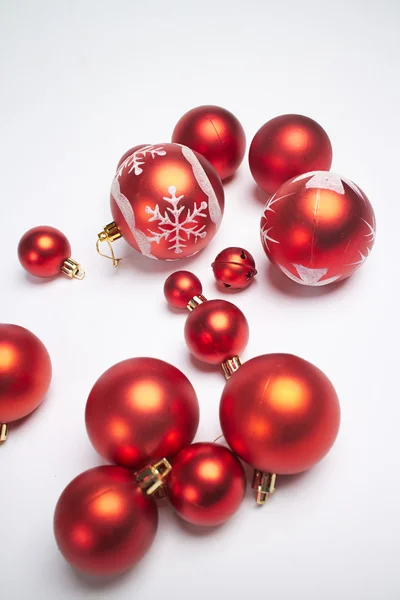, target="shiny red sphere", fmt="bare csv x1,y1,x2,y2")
164,271,203,309
54,466,158,576
110,142,224,260
220,354,340,475
0,324,52,423
167,442,246,526
260,171,376,286
18,226,71,278
172,105,246,180
85,358,199,470
249,114,332,195
184,299,249,365
212,247,257,289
